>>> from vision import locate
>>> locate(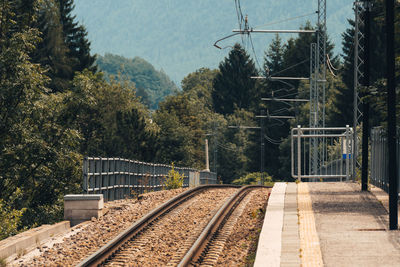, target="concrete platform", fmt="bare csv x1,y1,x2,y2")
255,182,400,267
